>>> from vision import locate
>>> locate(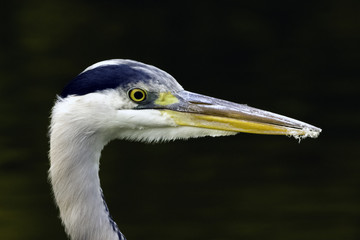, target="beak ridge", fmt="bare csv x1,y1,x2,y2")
156,90,322,139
